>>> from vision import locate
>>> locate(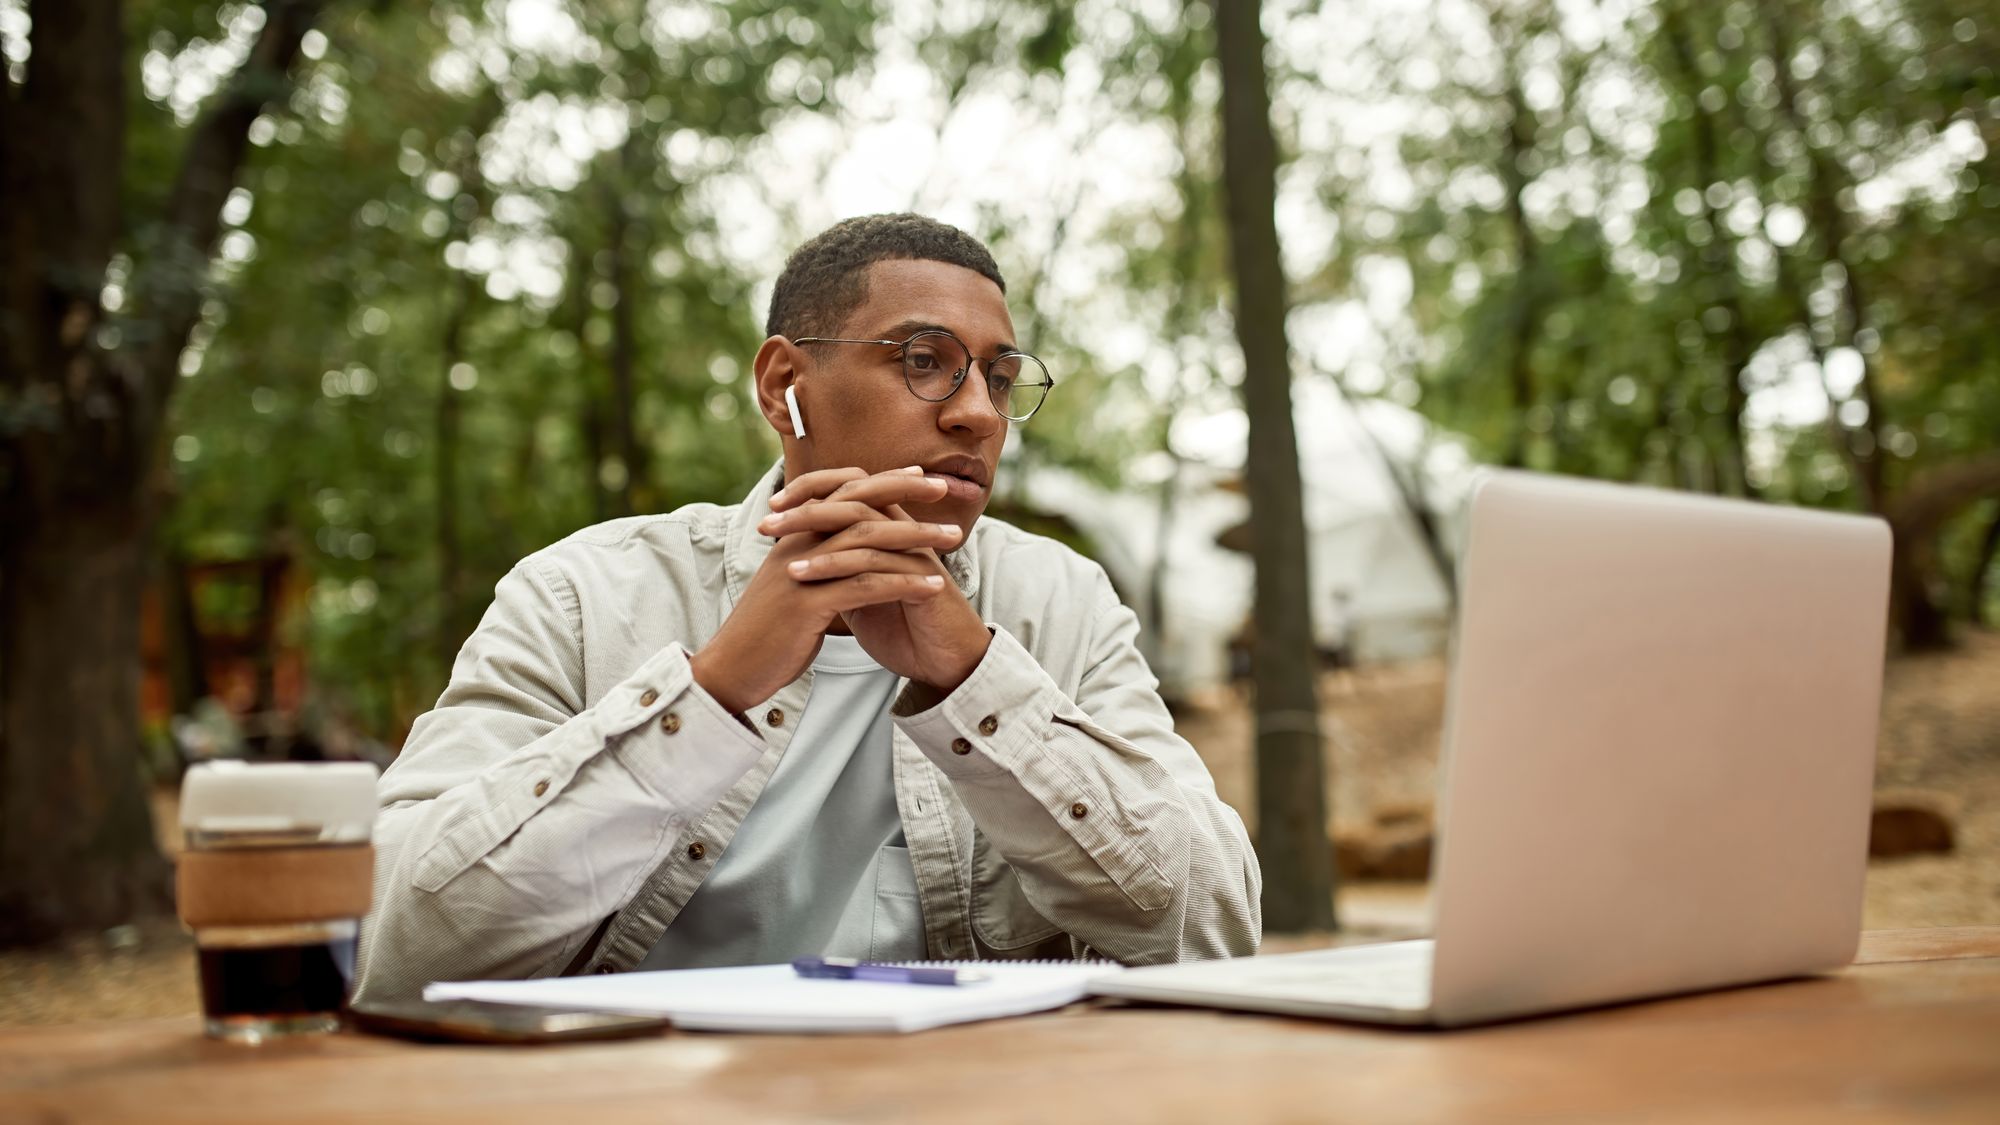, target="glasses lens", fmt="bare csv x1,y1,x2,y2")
988,353,1050,421
901,333,969,400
